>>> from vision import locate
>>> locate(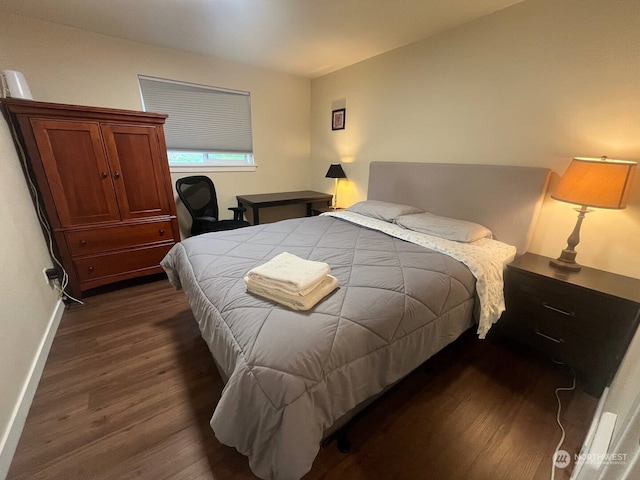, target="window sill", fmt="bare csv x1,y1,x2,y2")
169,165,257,173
